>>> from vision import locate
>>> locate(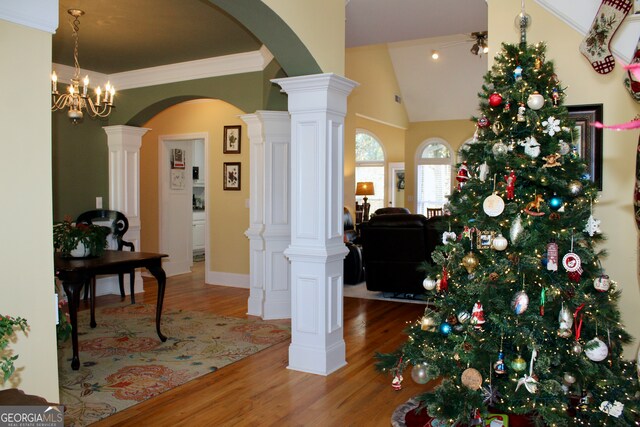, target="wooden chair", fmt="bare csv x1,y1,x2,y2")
75,209,136,304
425,207,443,219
